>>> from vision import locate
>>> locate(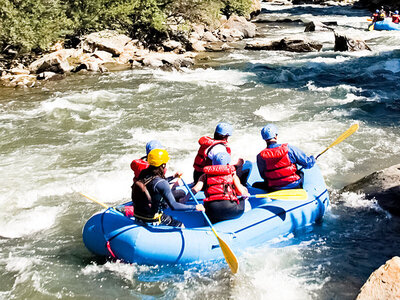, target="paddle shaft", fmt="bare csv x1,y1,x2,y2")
180,178,238,274
80,193,109,209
